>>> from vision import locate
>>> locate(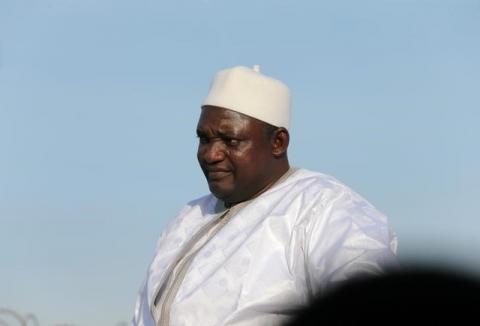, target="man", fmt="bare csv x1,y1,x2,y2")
132,65,398,326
